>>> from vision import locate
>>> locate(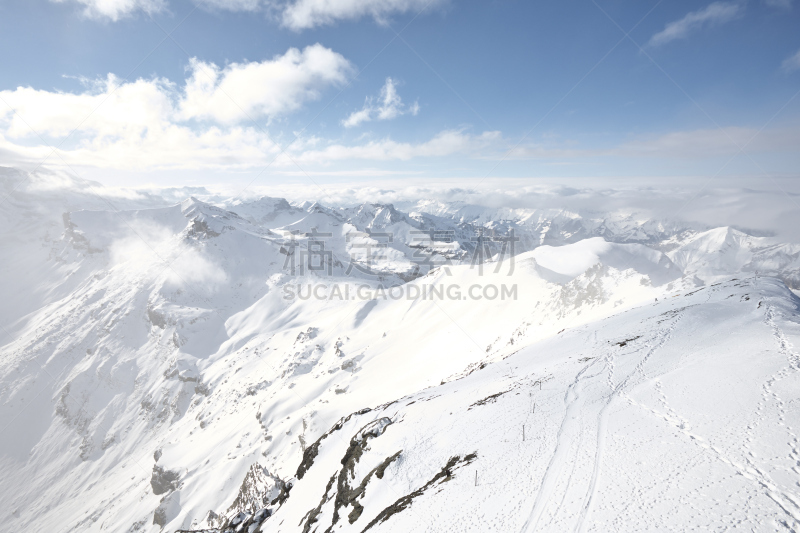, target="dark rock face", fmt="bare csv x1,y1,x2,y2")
362,453,478,532
153,491,181,529
296,408,372,480
153,506,167,528
151,465,181,495
298,417,399,533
